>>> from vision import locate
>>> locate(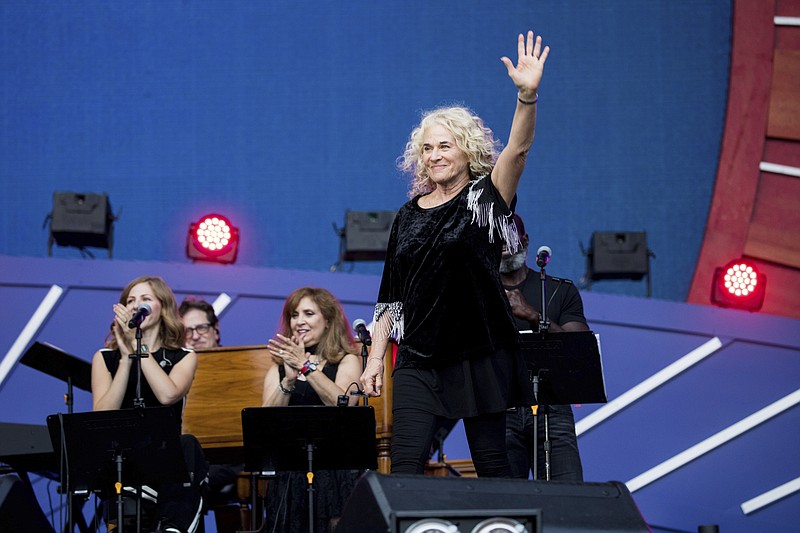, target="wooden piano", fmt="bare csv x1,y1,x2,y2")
183,342,393,474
